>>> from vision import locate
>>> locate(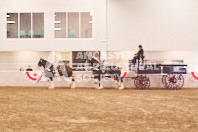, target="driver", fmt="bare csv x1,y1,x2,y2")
132,45,144,65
